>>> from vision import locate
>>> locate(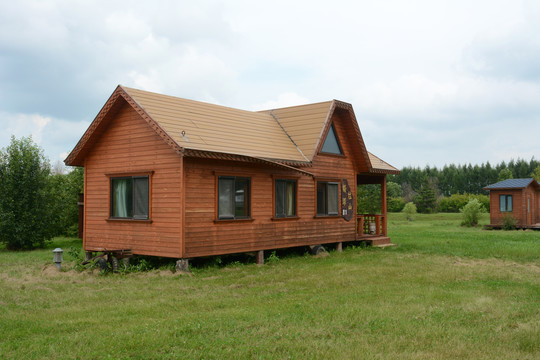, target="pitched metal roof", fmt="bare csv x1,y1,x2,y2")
65,85,399,175
123,86,309,163
257,101,333,160
483,178,538,190
368,152,400,175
